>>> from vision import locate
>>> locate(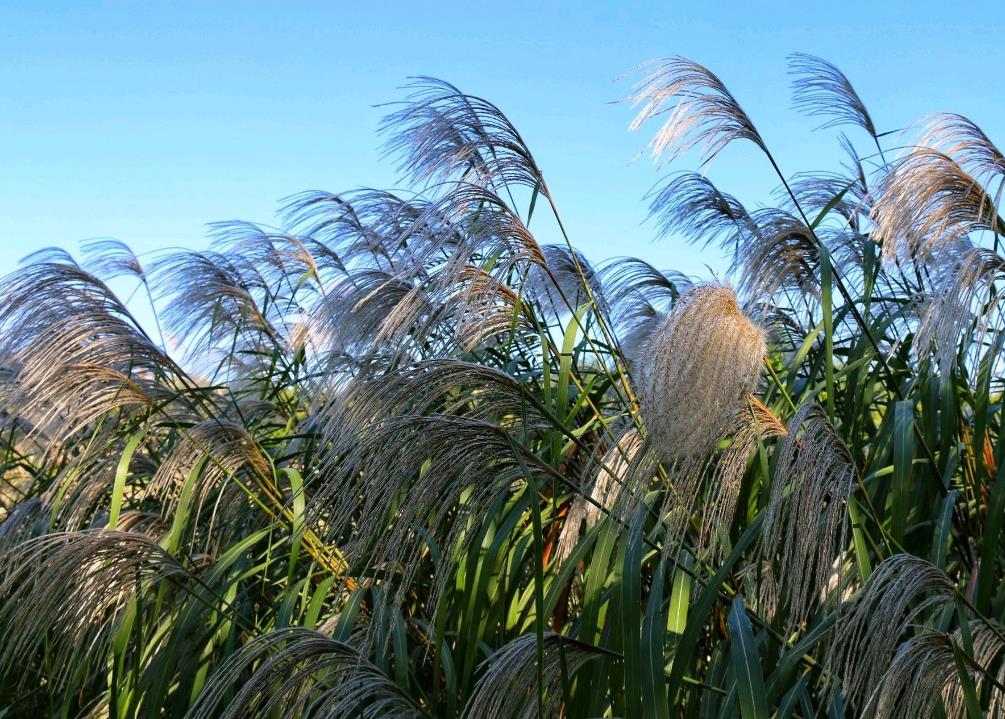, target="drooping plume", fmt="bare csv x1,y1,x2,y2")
626,58,766,165
828,554,957,711
872,149,1003,266
380,77,545,197
554,426,644,566
186,627,424,719
788,53,878,138
701,397,786,557
461,633,601,719
0,530,189,699
761,403,855,627
867,621,1005,719
915,245,1005,375
636,283,766,460
0,262,181,445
